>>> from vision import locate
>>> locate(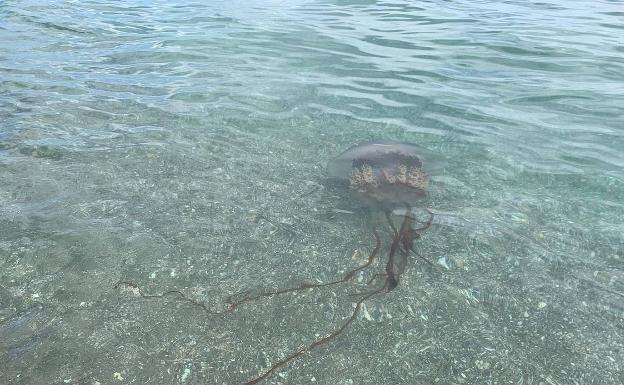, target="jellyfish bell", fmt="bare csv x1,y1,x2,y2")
328,141,447,179
328,141,446,208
